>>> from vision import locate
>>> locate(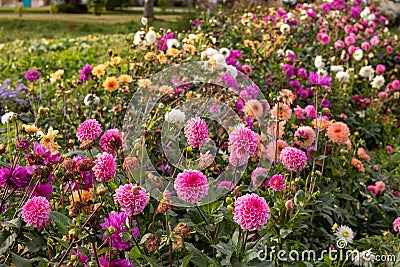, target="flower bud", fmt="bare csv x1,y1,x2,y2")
225,197,233,204
96,185,107,196
285,200,294,210
0,144,5,154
